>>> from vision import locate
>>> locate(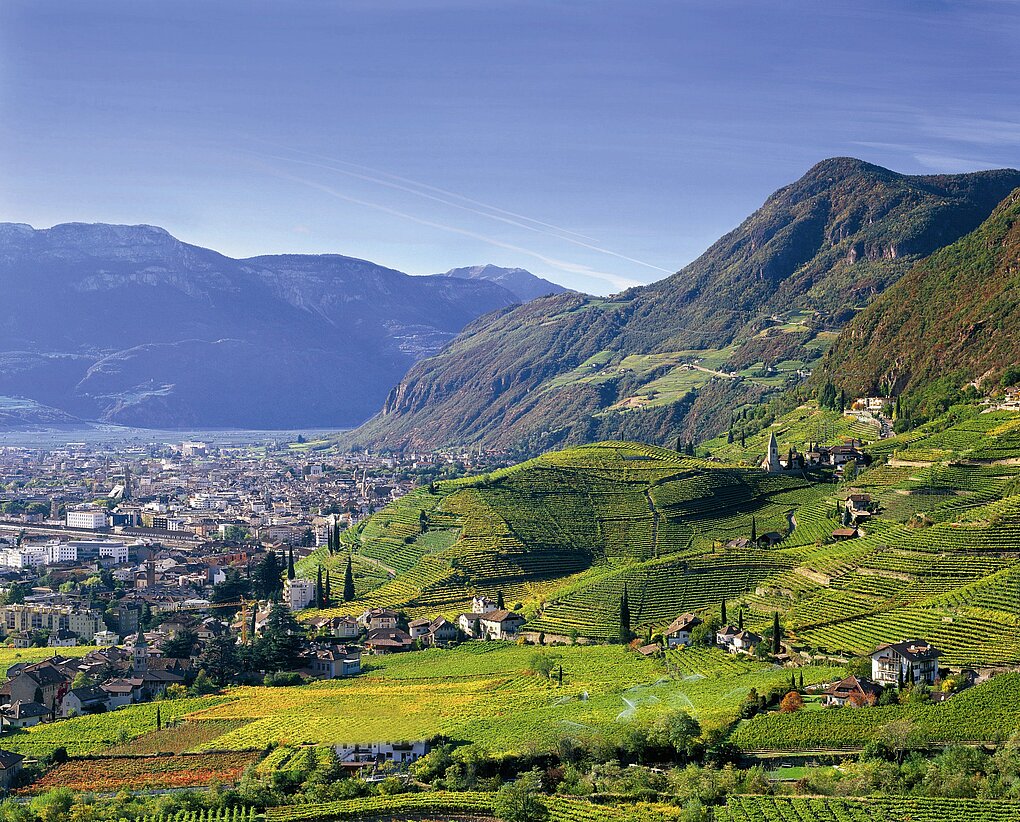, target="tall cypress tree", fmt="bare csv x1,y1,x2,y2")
721,599,727,625
343,554,355,602
738,609,744,630
496,590,505,610
750,517,757,543
287,546,295,580
772,611,782,655
619,586,632,644
324,569,331,606
316,565,324,609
